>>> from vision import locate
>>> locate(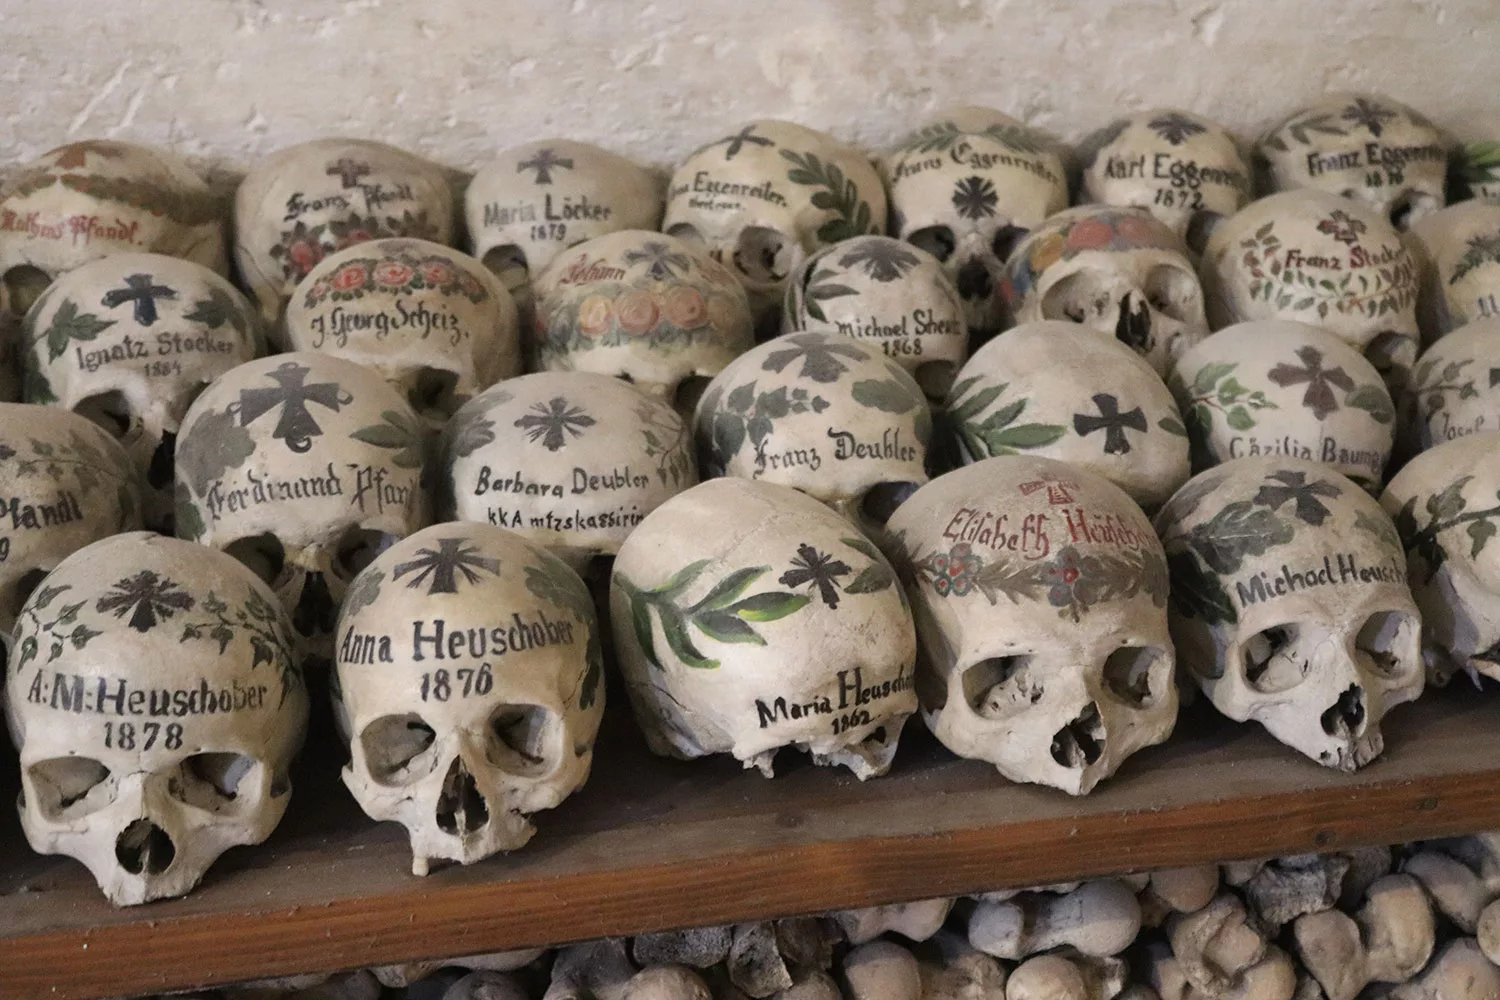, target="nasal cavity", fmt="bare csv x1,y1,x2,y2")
1320,685,1367,738
955,258,993,301
293,571,338,637
435,757,489,836
1050,702,1106,768
146,431,176,490
115,819,176,875
1114,294,1152,353
4,265,51,316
